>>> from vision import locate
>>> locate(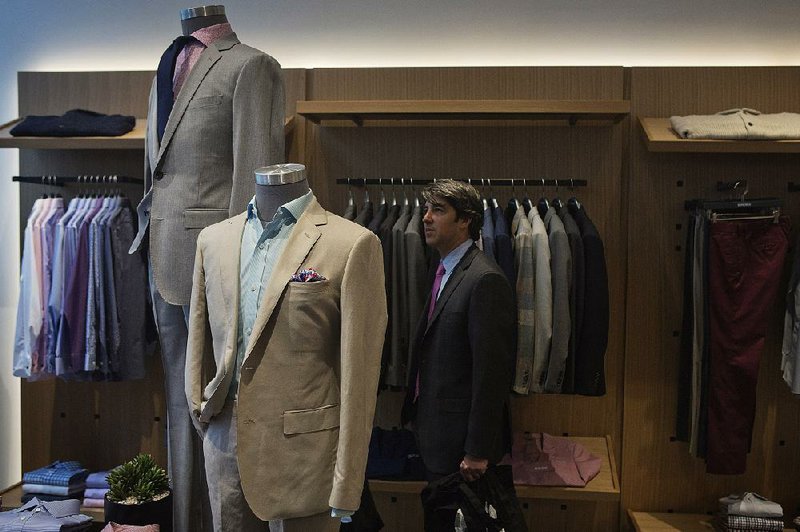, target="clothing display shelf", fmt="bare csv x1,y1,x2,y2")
0,117,296,150
0,118,146,150
639,117,800,153
628,511,793,532
369,435,619,502
297,100,630,126
1,483,105,523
